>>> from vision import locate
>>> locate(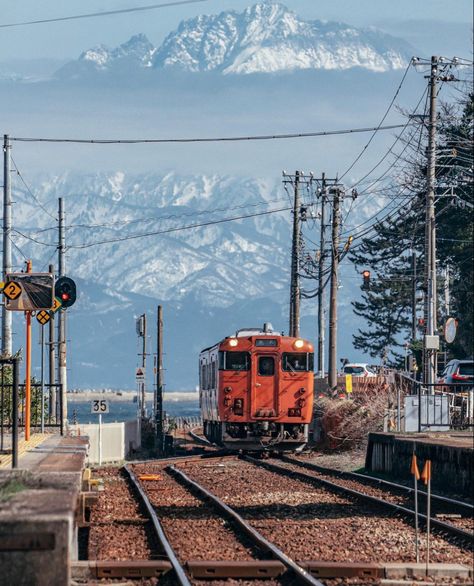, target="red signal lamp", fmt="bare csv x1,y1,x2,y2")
362,270,371,289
